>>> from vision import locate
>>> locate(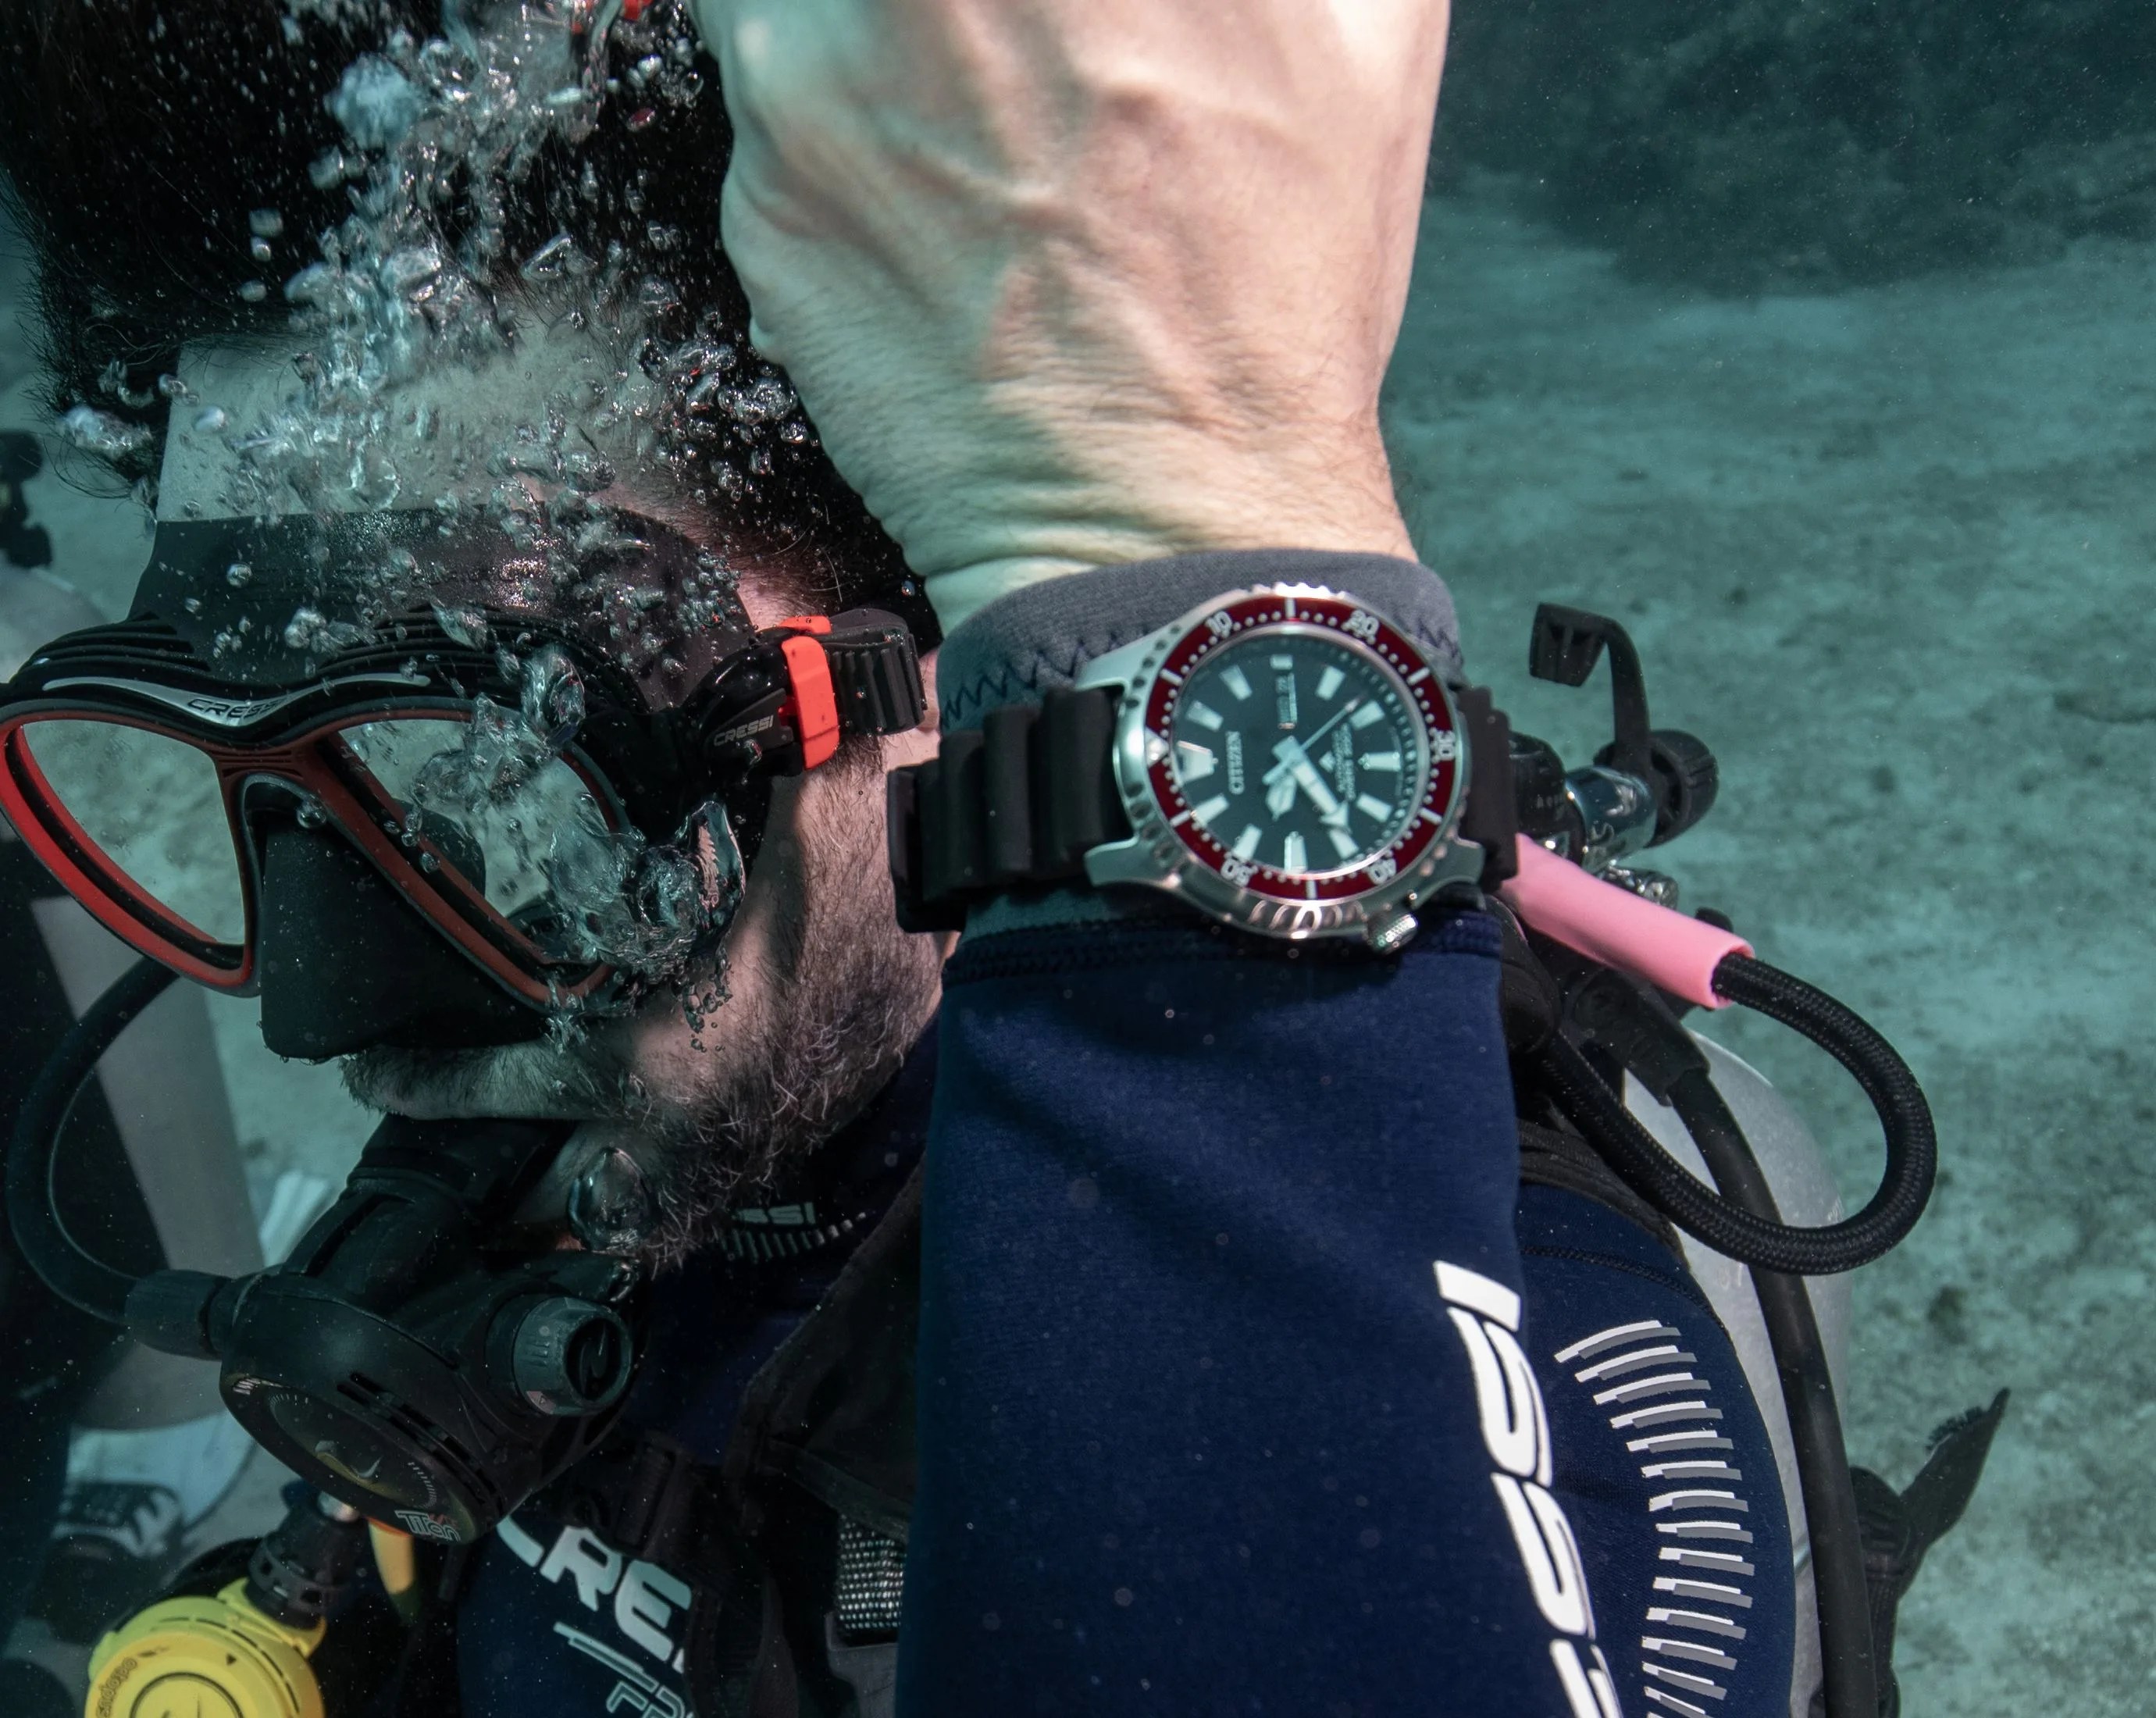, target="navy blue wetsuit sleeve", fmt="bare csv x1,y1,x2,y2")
899,914,1627,1716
